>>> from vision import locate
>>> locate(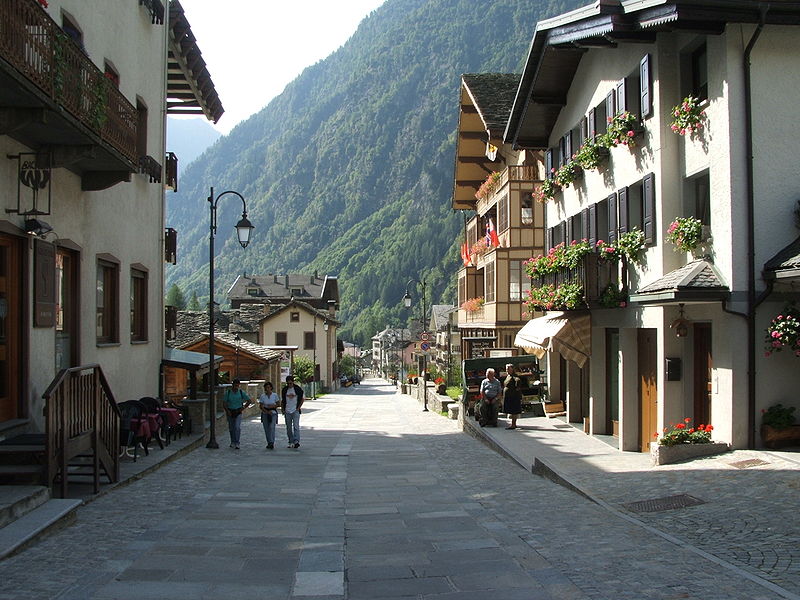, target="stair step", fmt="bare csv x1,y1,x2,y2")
0,486,50,529
0,498,82,559
0,445,46,453
0,465,45,475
